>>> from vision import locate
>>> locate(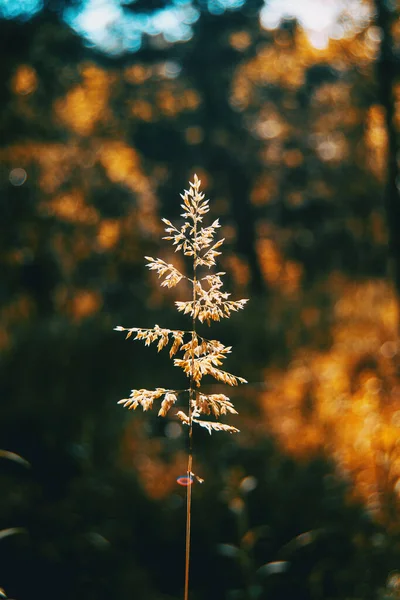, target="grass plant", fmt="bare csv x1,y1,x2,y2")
115,174,248,599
